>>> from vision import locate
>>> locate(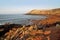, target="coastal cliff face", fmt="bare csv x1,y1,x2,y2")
27,8,60,15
